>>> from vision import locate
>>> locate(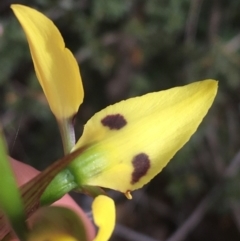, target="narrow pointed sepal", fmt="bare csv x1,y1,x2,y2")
92,195,115,241
11,4,83,119
71,80,218,194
